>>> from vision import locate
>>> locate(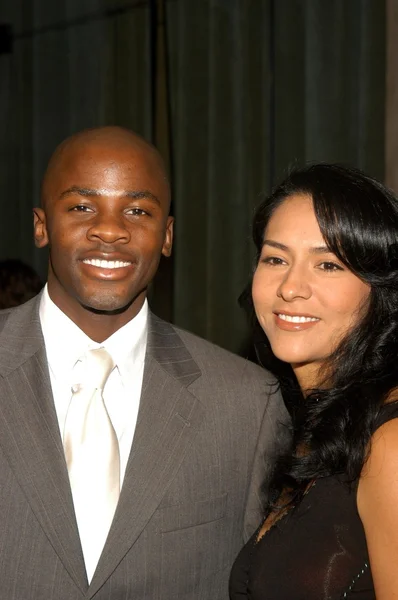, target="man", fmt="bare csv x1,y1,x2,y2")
0,127,289,599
